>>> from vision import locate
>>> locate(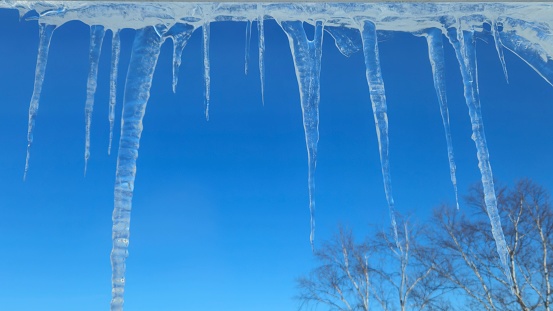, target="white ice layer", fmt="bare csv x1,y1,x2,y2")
6,2,553,310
